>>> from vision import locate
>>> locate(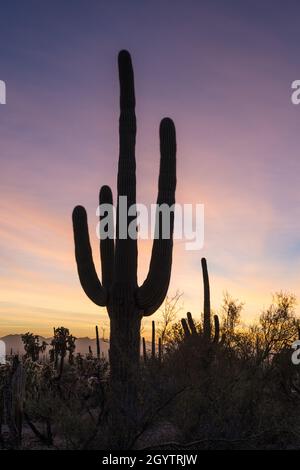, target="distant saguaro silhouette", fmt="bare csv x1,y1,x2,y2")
181,258,221,344
72,50,176,443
